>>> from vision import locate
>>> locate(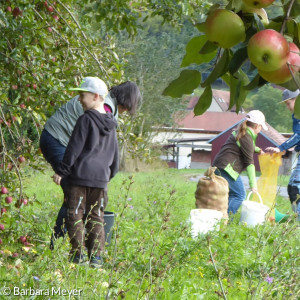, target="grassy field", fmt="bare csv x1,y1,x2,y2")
0,166,299,299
